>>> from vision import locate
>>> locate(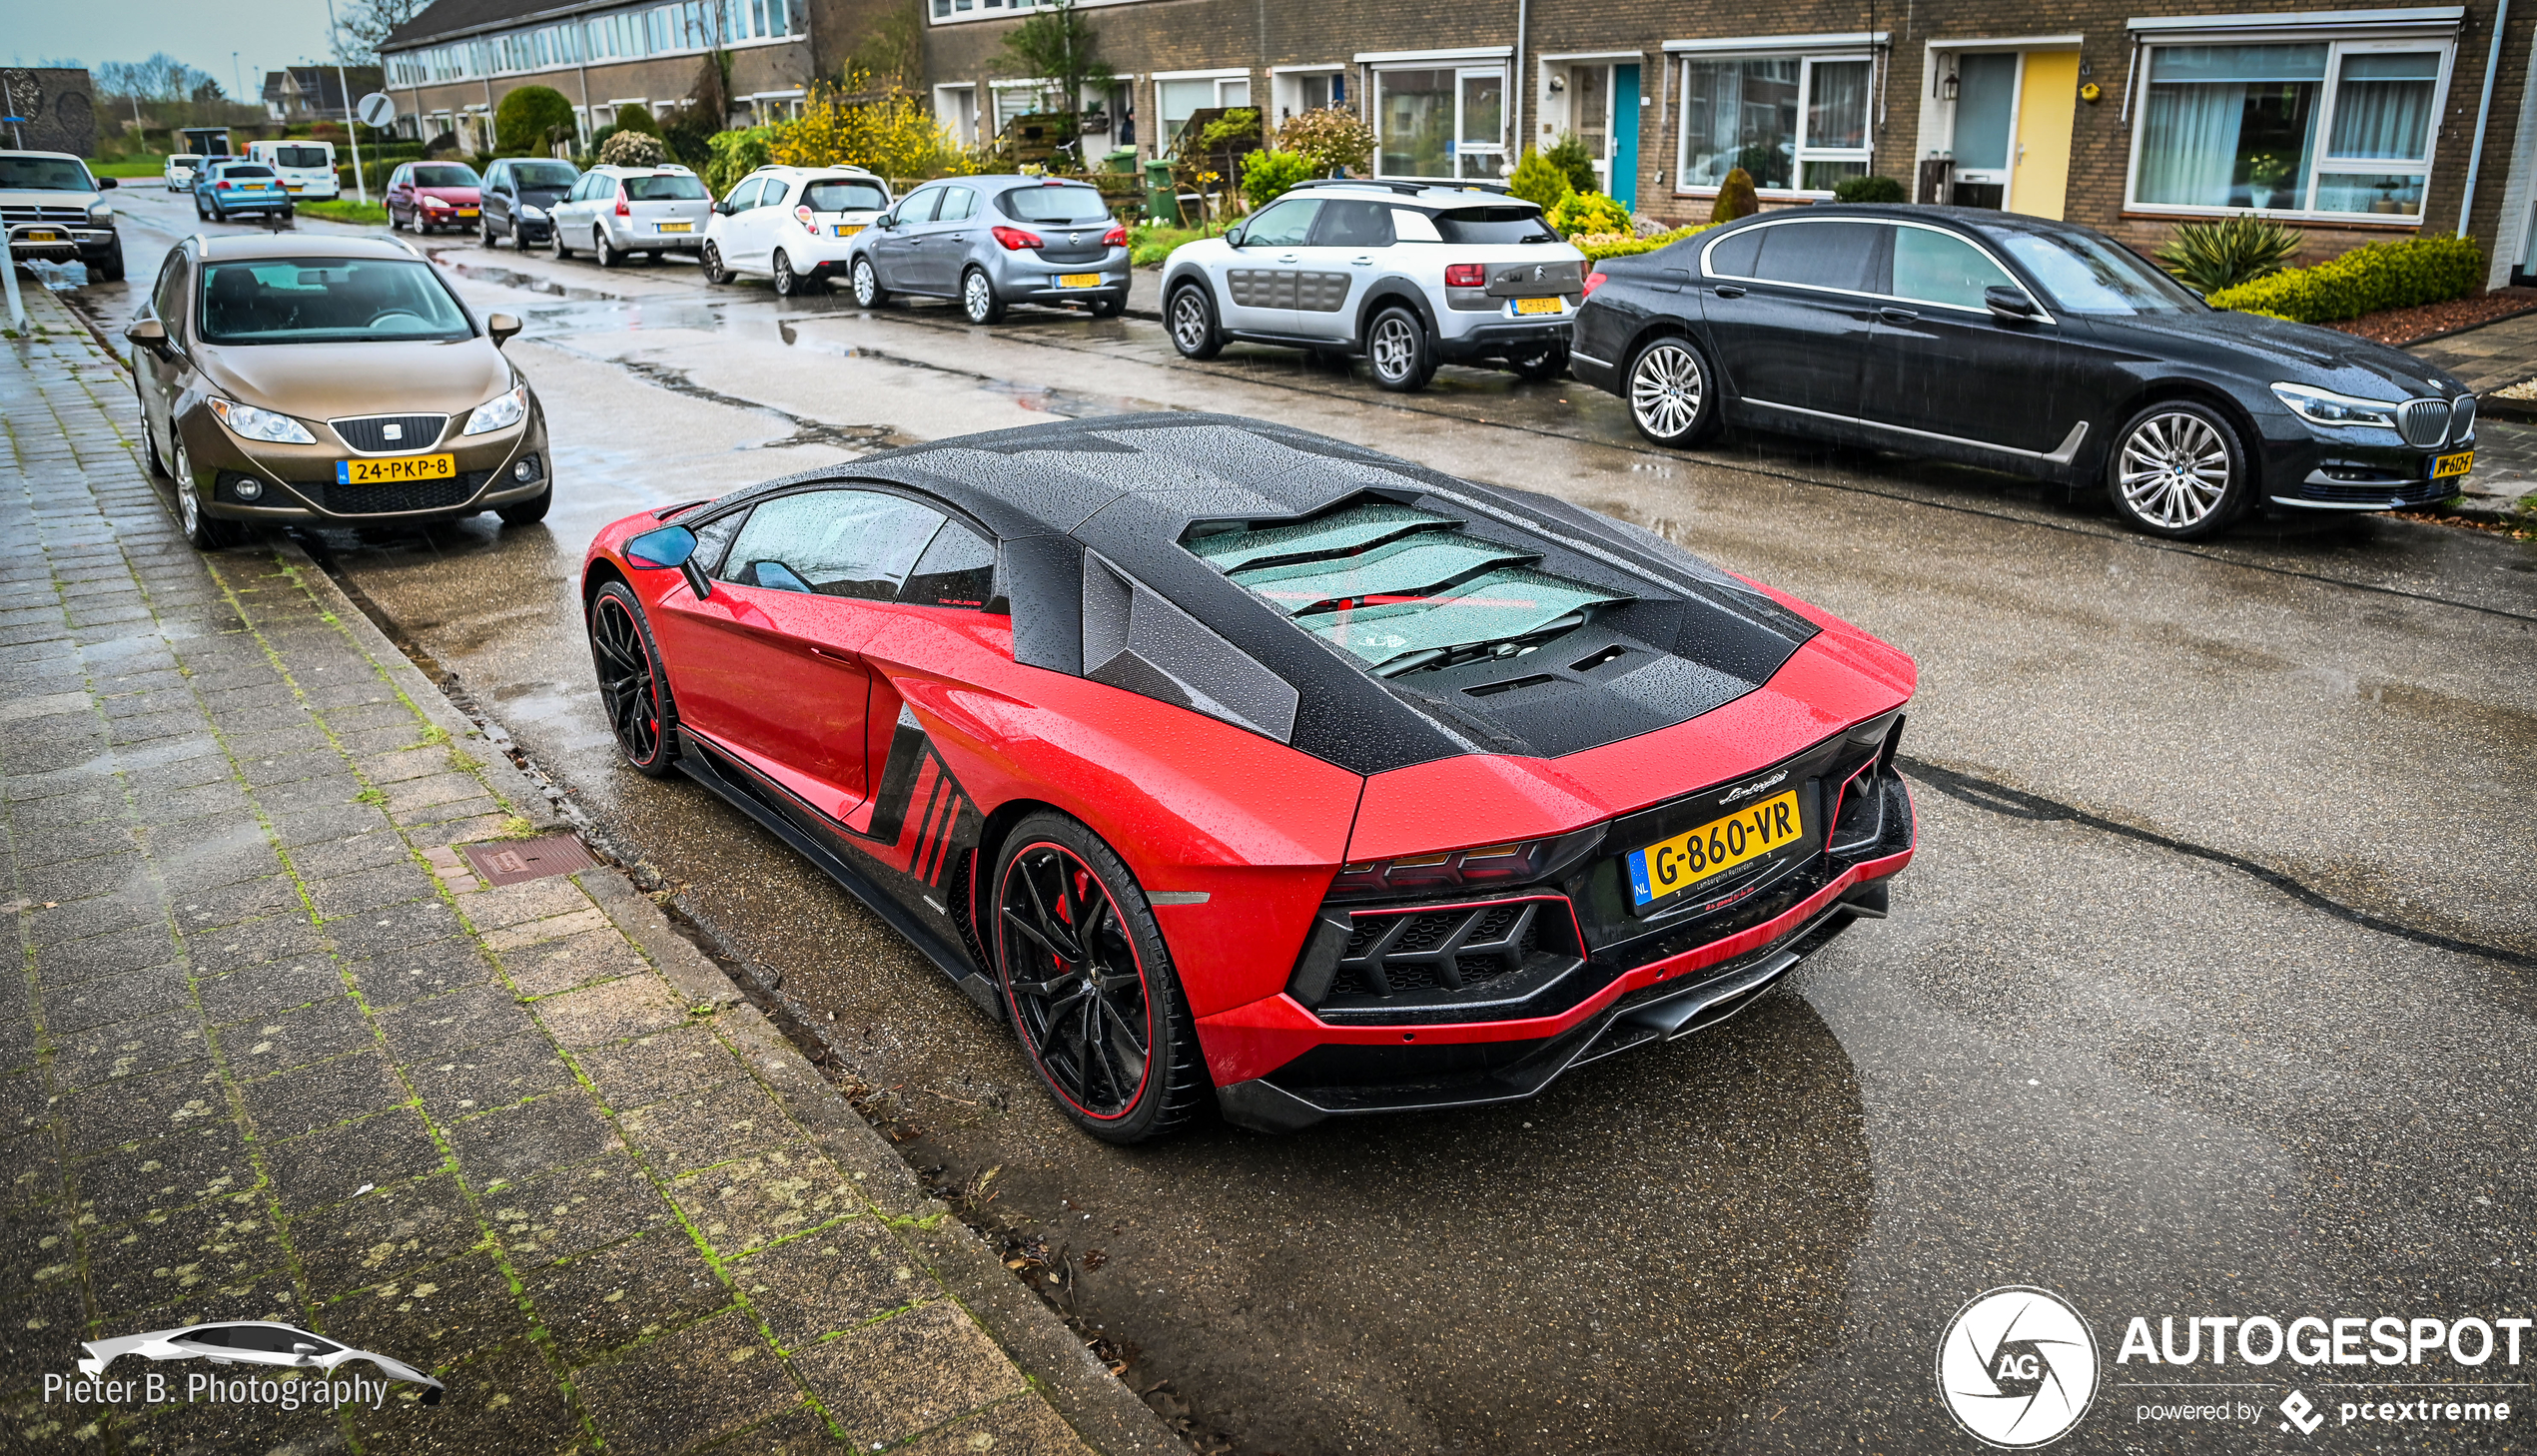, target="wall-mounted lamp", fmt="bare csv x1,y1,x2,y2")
1548,75,1565,93
1941,66,1960,102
